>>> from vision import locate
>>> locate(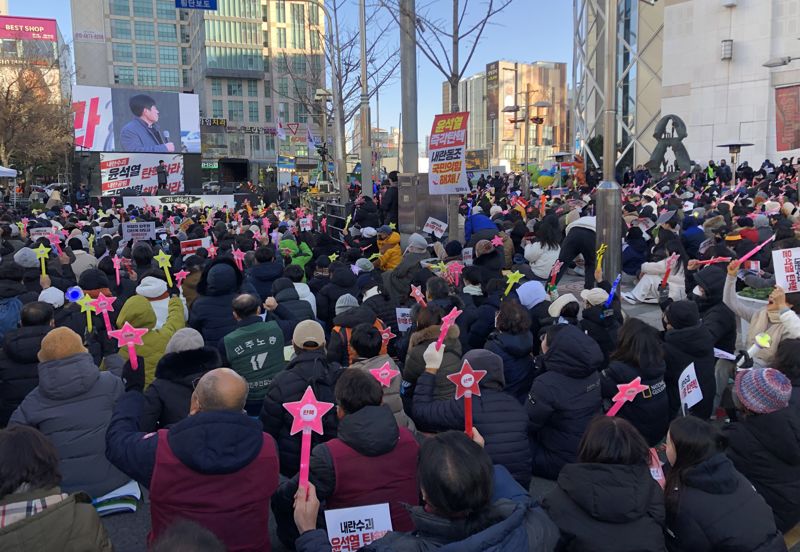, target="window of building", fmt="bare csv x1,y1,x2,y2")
263,56,270,72
310,55,322,74
114,65,134,85
182,69,189,87
159,46,178,65
228,100,244,122
134,21,154,41
264,105,272,122
211,99,223,118
290,4,306,49
181,47,189,65
156,0,175,19
250,134,260,152
211,78,222,96
158,23,177,42
264,135,275,152
112,42,133,62
310,31,320,51
136,44,156,64
160,69,180,87
277,77,289,97
261,4,269,21
278,101,288,122
137,67,157,87
111,20,131,40
229,134,245,156
264,80,271,98
247,79,258,97
275,1,286,23
275,56,288,73
227,80,243,96
309,5,319,25
248,101,259,122
292,56,306,74
132,0,152,18
110,0,129,17
294,102,307,123
276,28,286,48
